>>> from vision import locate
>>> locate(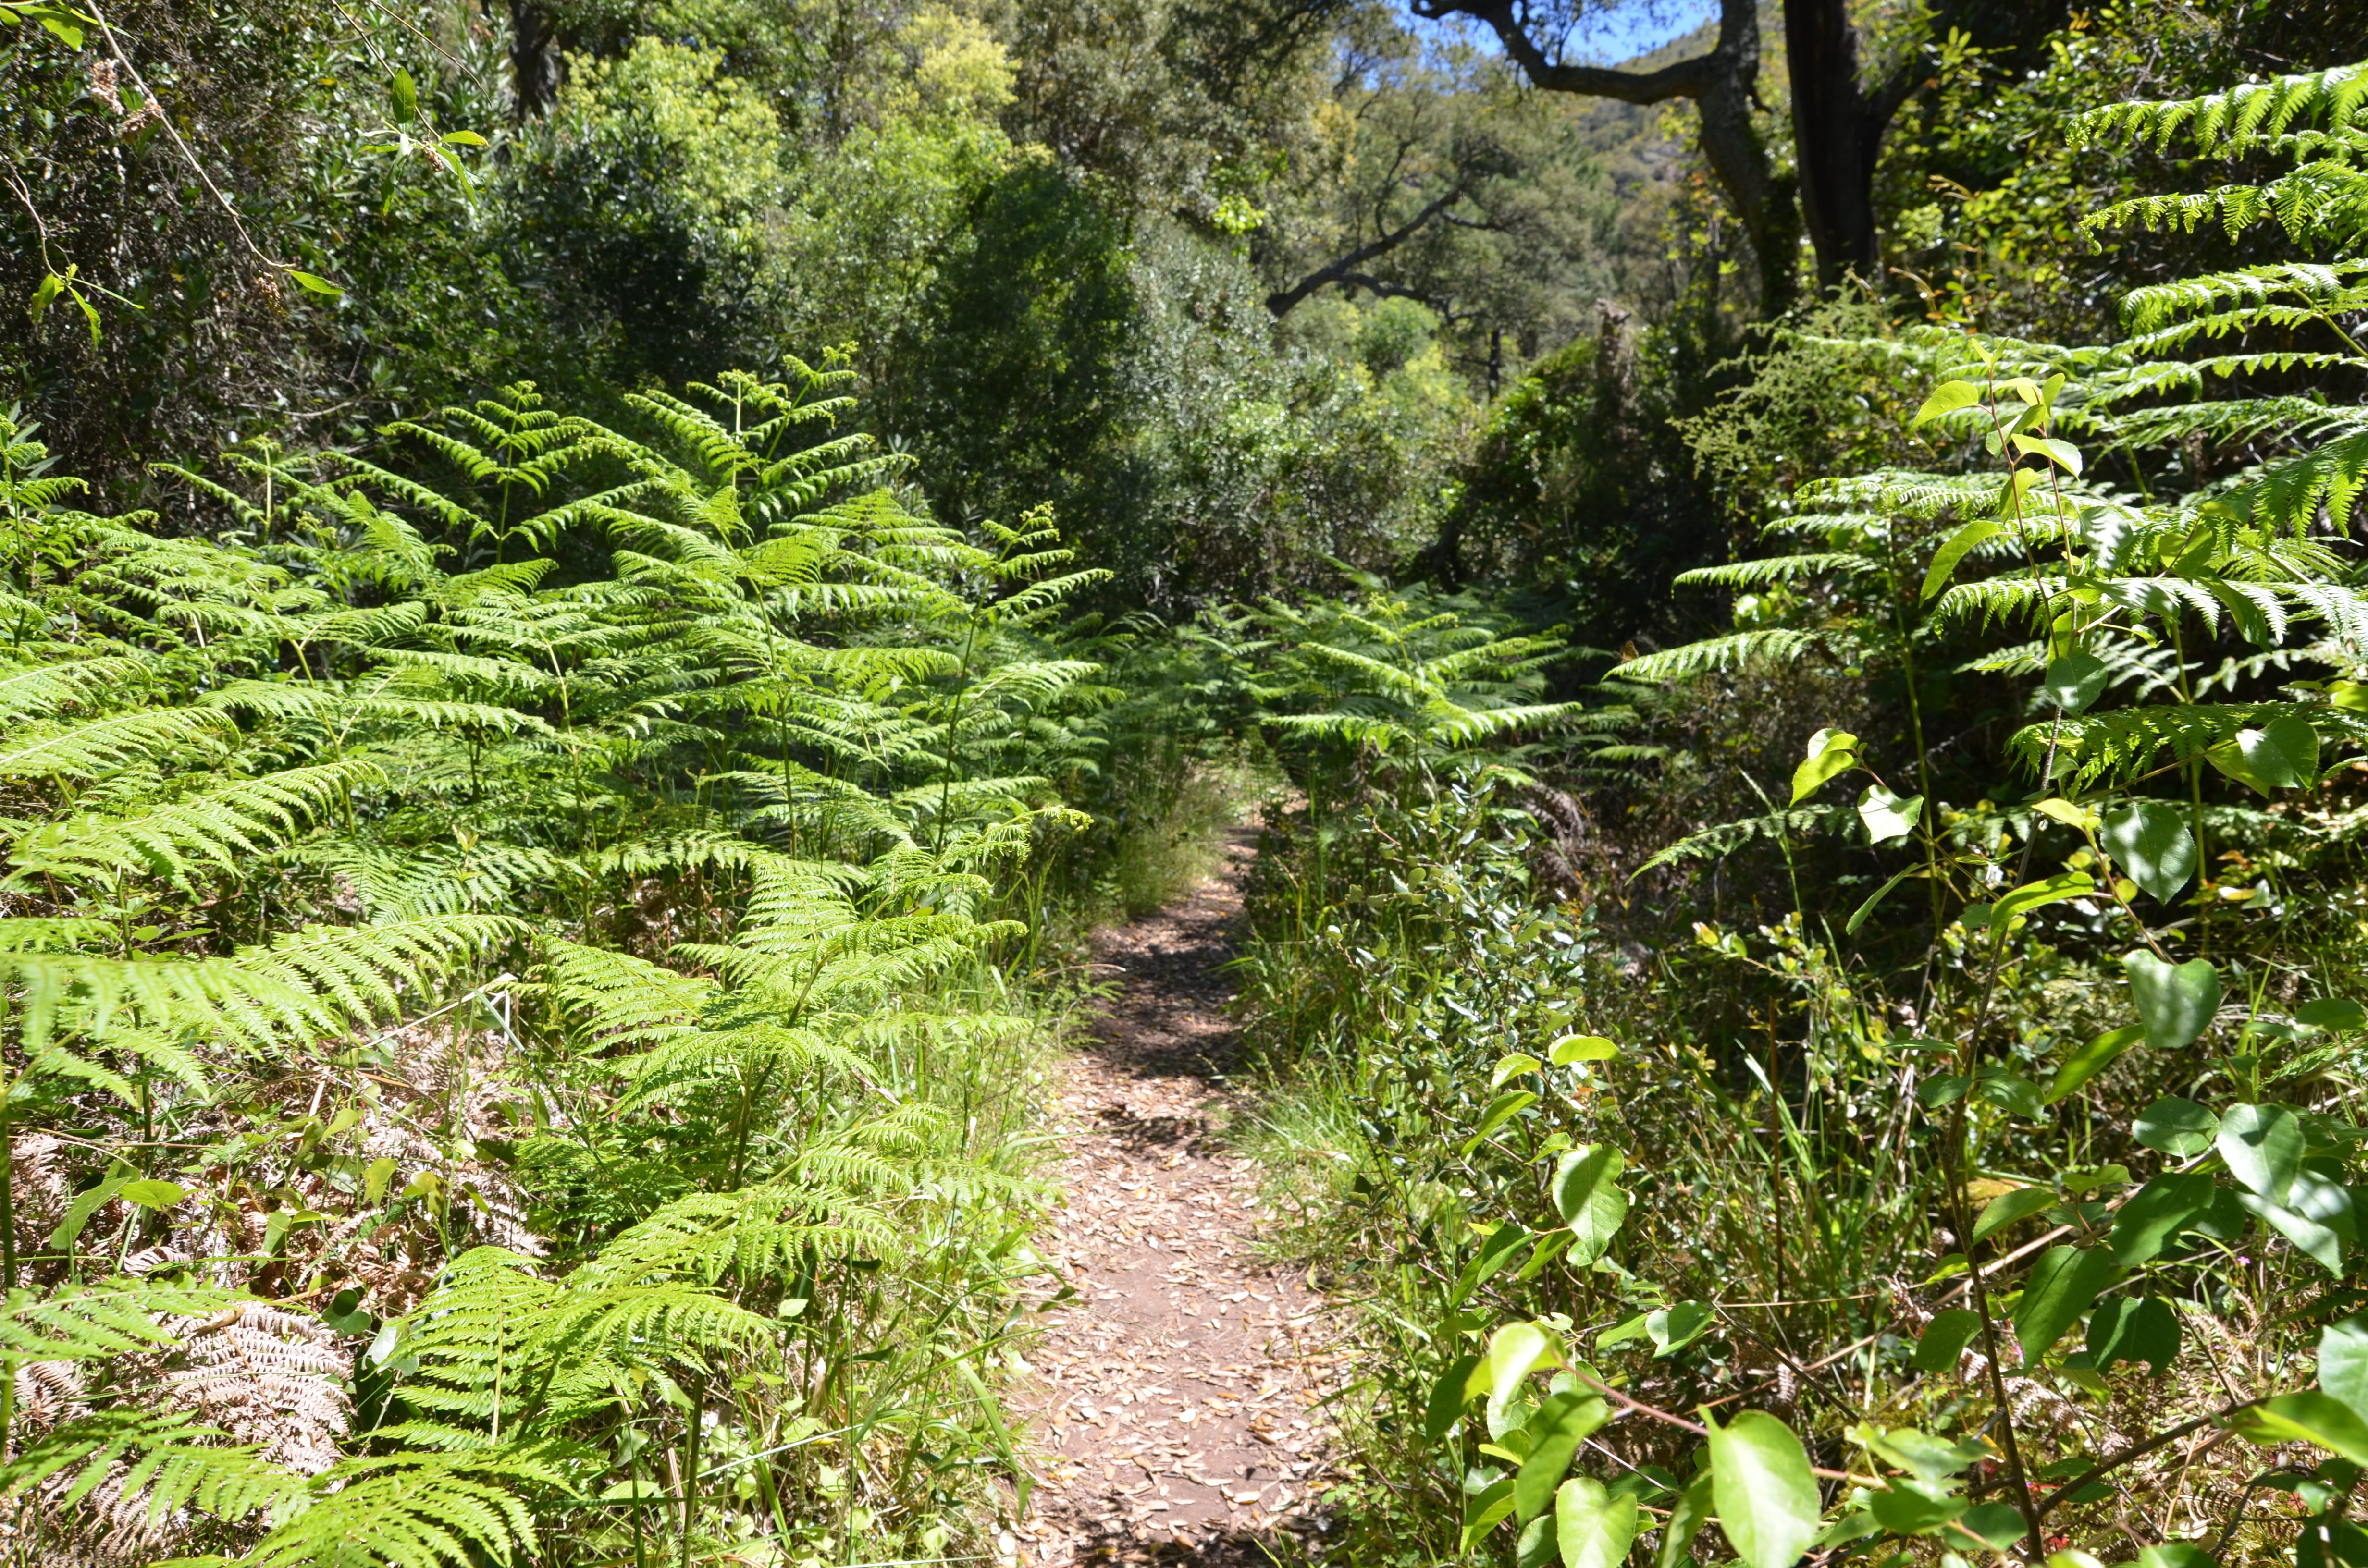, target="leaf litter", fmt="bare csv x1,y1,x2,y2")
1010,833,1347,1567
